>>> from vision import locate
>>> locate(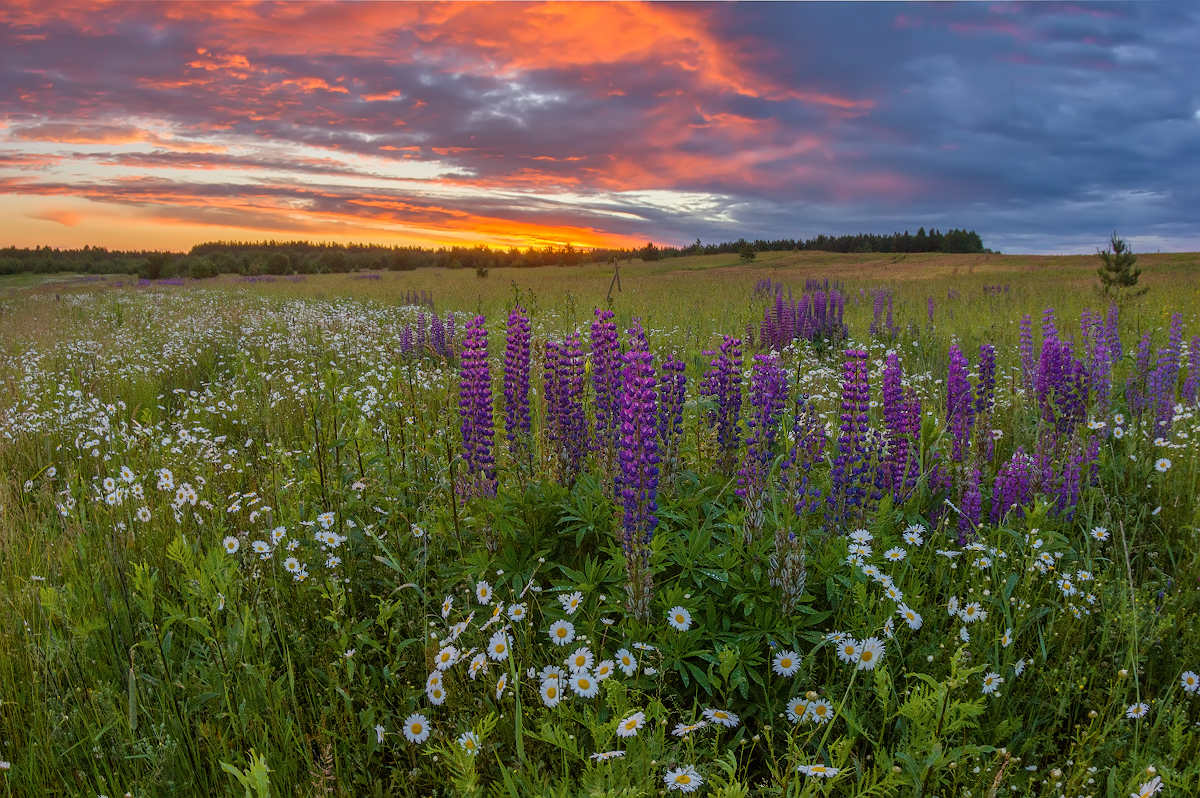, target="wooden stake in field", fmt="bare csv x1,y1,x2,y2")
606,257,621,302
